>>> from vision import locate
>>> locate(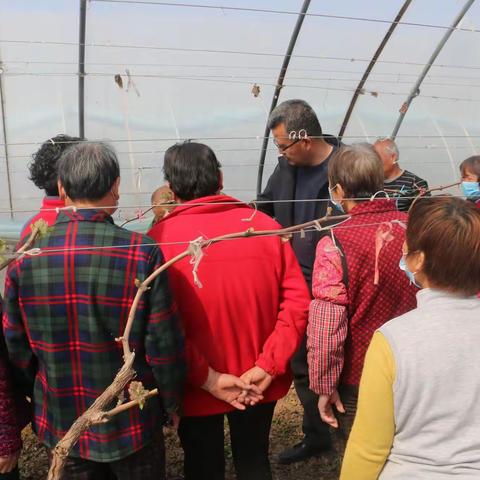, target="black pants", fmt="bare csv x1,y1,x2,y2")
178,402,276,480
291,334,332,449
52,431,165,480
0,468,19,480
